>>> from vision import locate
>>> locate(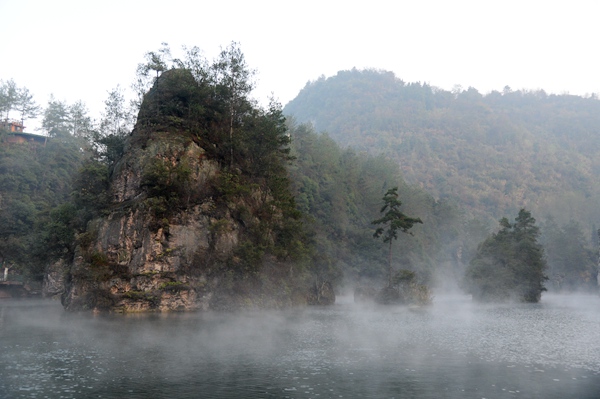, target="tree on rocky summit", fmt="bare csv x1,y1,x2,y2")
132,42,173,111
212,41,255,168
372,187,422,287
464,208,547,302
